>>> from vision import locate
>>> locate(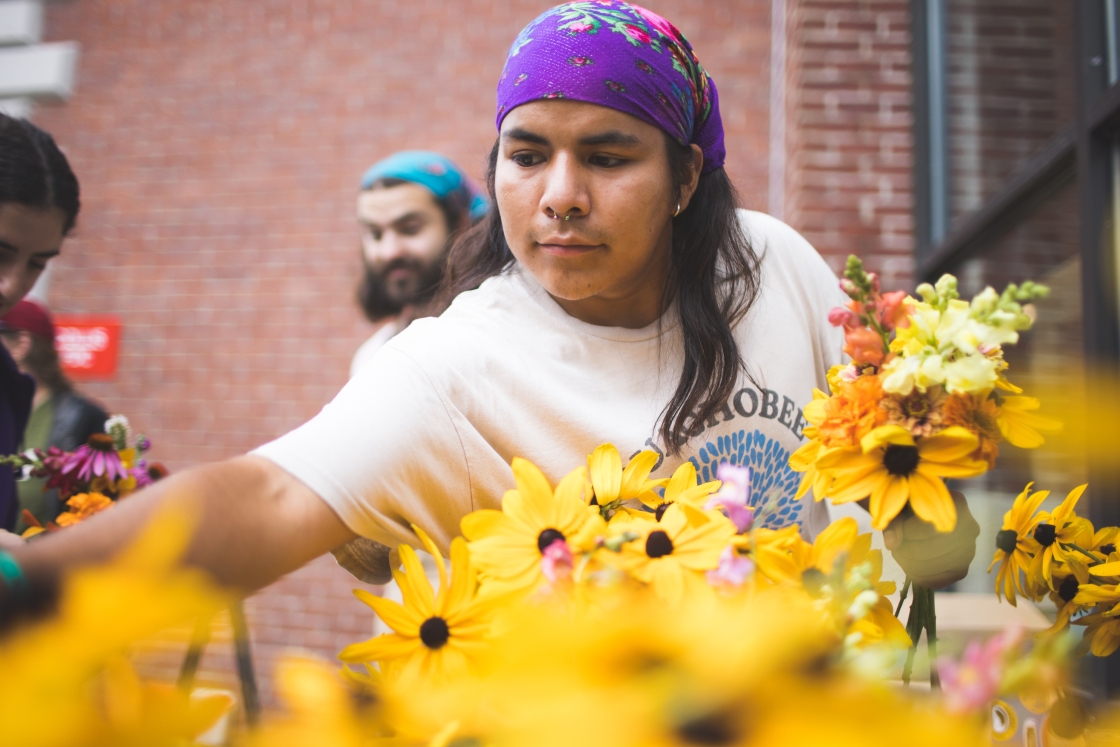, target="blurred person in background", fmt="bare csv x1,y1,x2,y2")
342,152,488,591
351,151,488,378
0,114,80,532
0,299,108,532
